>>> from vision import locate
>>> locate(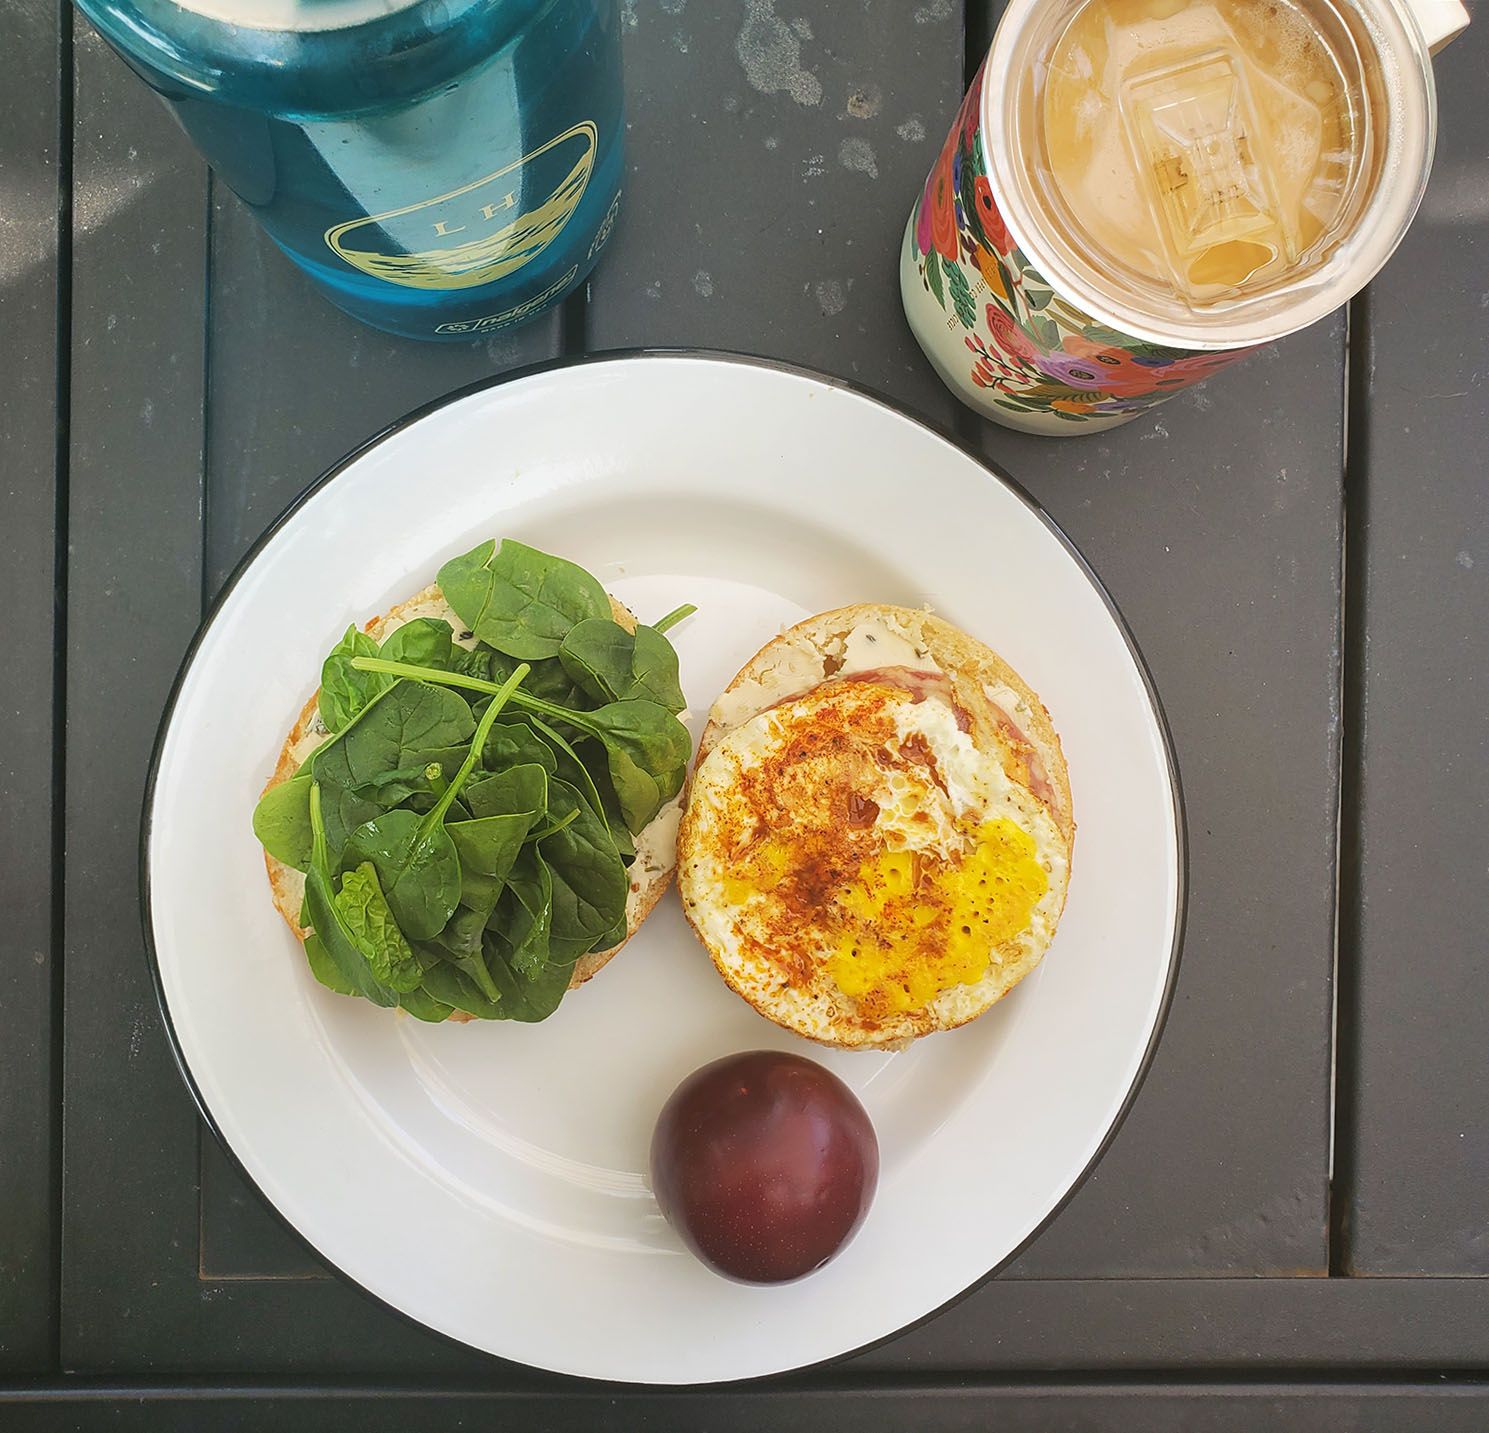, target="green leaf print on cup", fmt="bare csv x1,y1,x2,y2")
946,261,976,329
